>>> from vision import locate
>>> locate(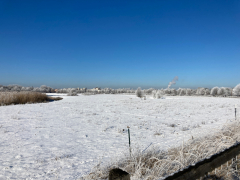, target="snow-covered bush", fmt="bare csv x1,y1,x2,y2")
176,88,181,95
144,88,154,95
136,87,143,98
170,89,177,95
210,87,219,96
179,88,186,96
186,88,192,96
197,88,205,95
204,88,210,96
164,89,171,95
217,87,224,96
223,87,232,96
156,90,163,99
67,90,78,96
233,84,240,96
152,90,157,99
